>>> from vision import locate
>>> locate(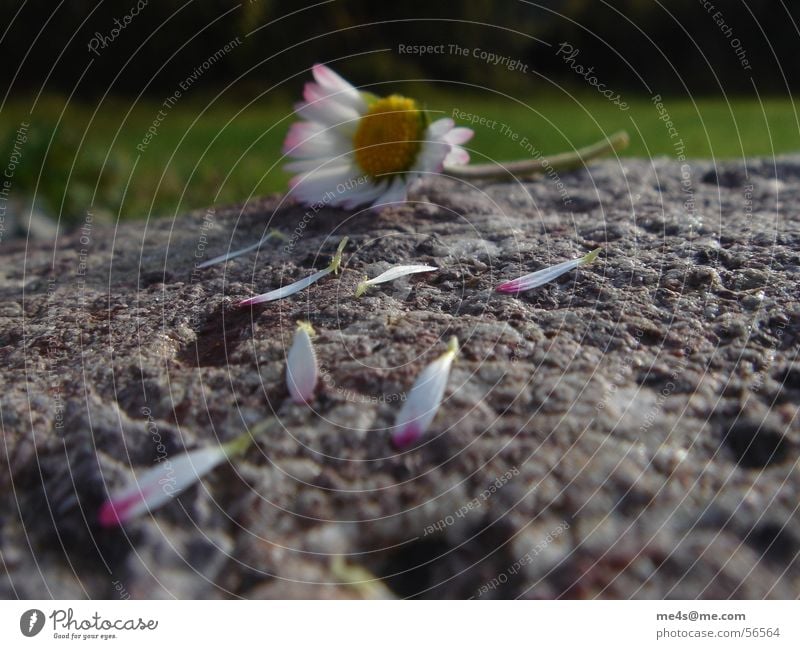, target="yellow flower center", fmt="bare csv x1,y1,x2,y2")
353,95,424,178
